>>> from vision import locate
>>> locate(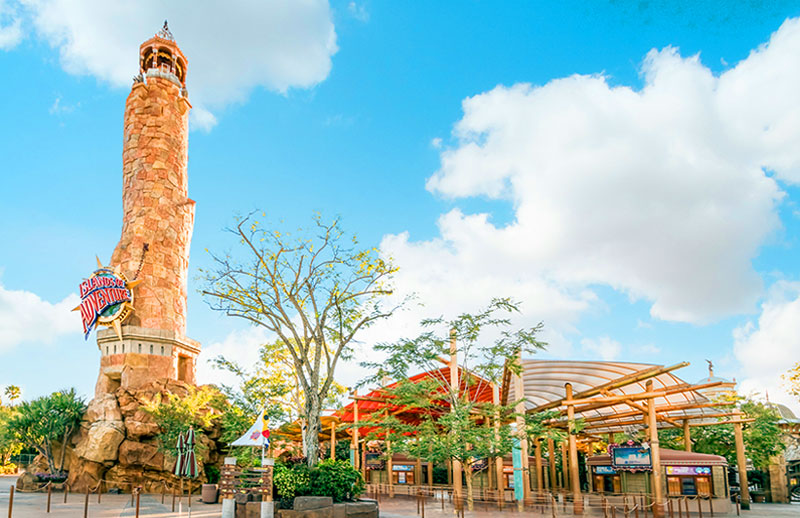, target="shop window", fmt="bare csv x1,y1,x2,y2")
161,346,164,355
696,477,711,497
138,343,142,353
150,344,153,354
392,471,414,485
668,477,681,496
